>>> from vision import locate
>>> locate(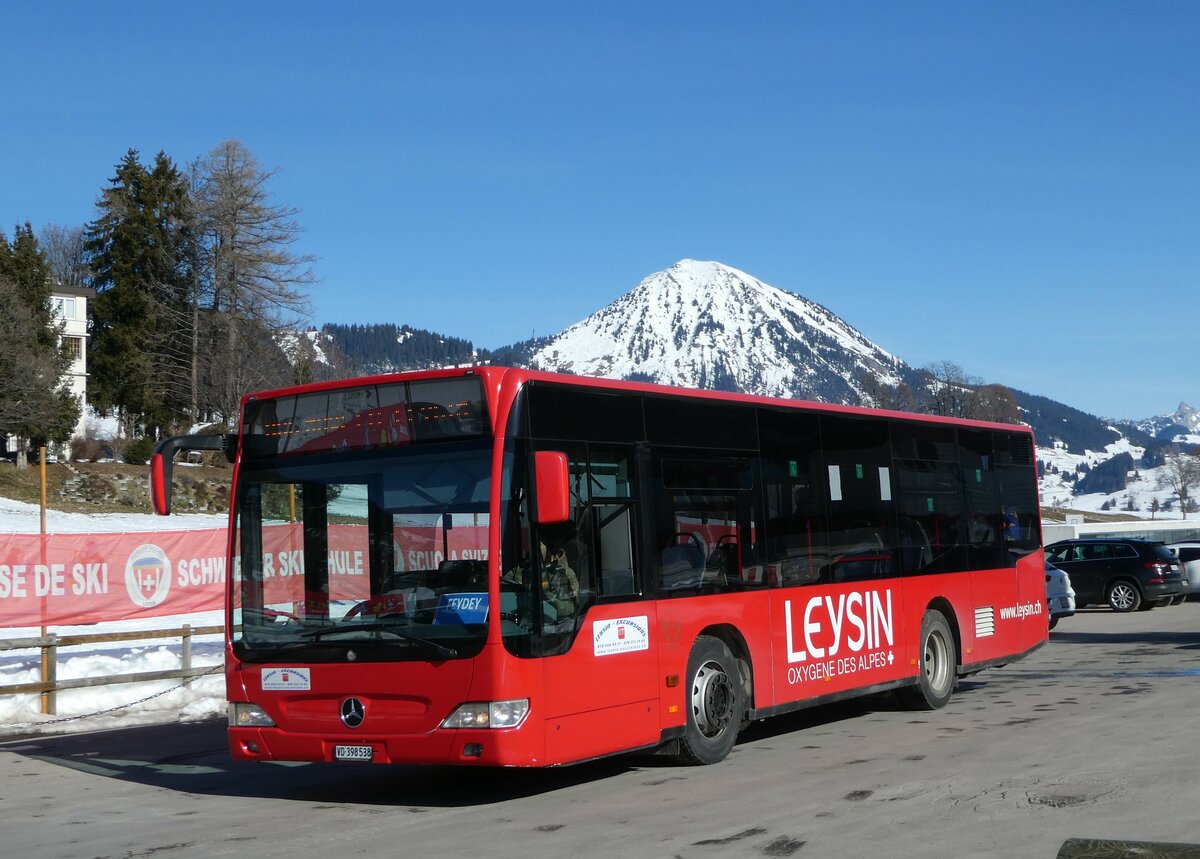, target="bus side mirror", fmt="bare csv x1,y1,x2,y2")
150,433,236,516
534,451,571,525
150,452,171,515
